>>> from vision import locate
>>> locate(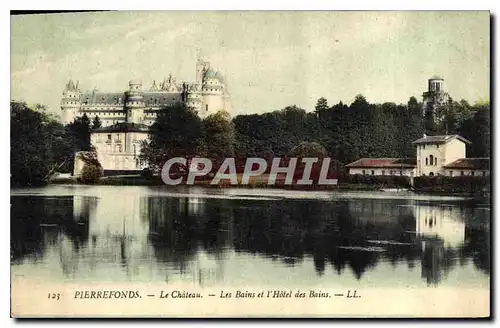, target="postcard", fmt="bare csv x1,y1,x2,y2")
10,10,490,318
